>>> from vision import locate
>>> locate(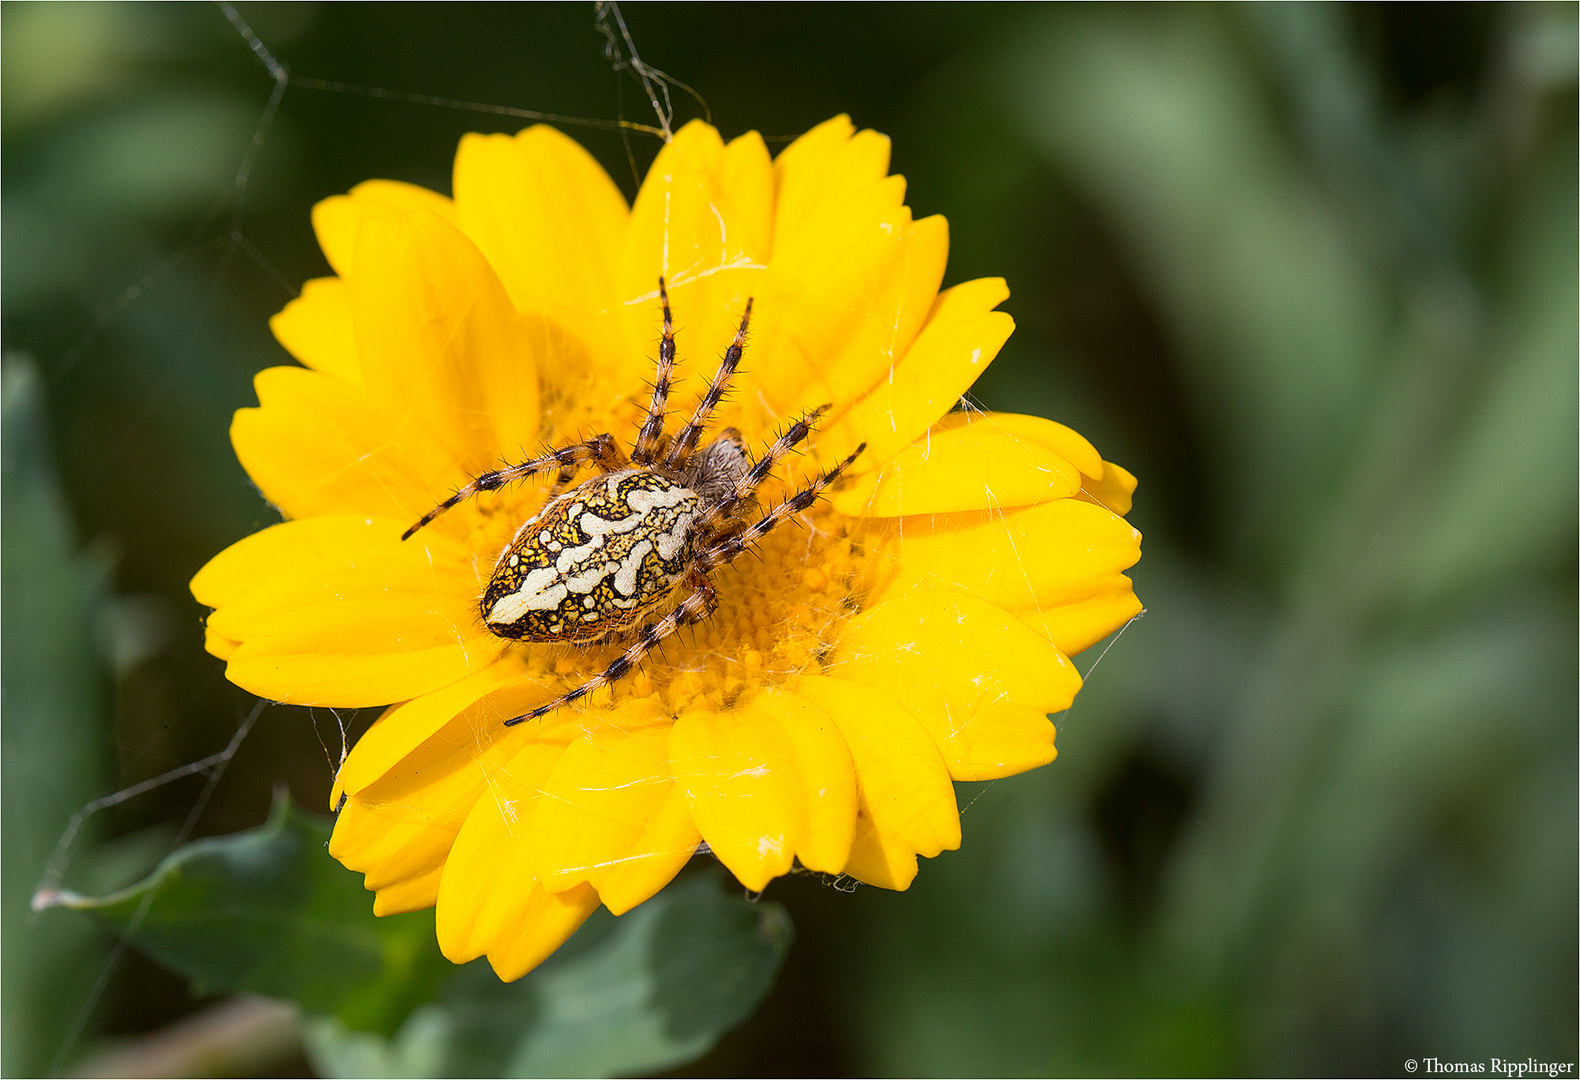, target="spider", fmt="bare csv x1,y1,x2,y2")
403,278,864,727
